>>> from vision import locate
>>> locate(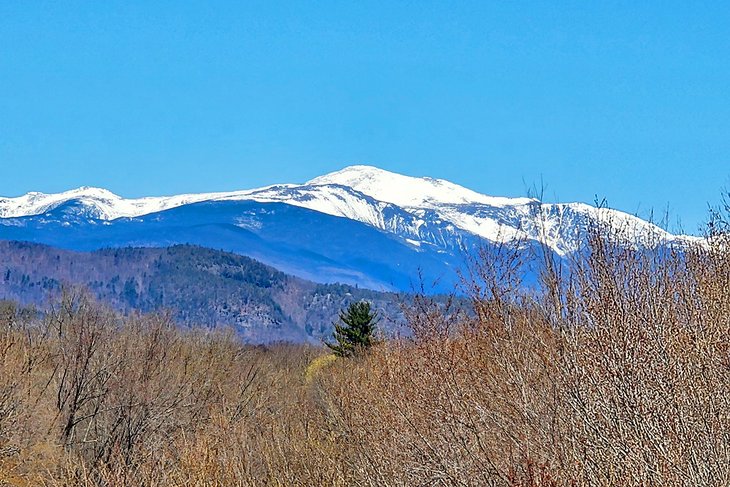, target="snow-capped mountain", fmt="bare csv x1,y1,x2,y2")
0,165,699,292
